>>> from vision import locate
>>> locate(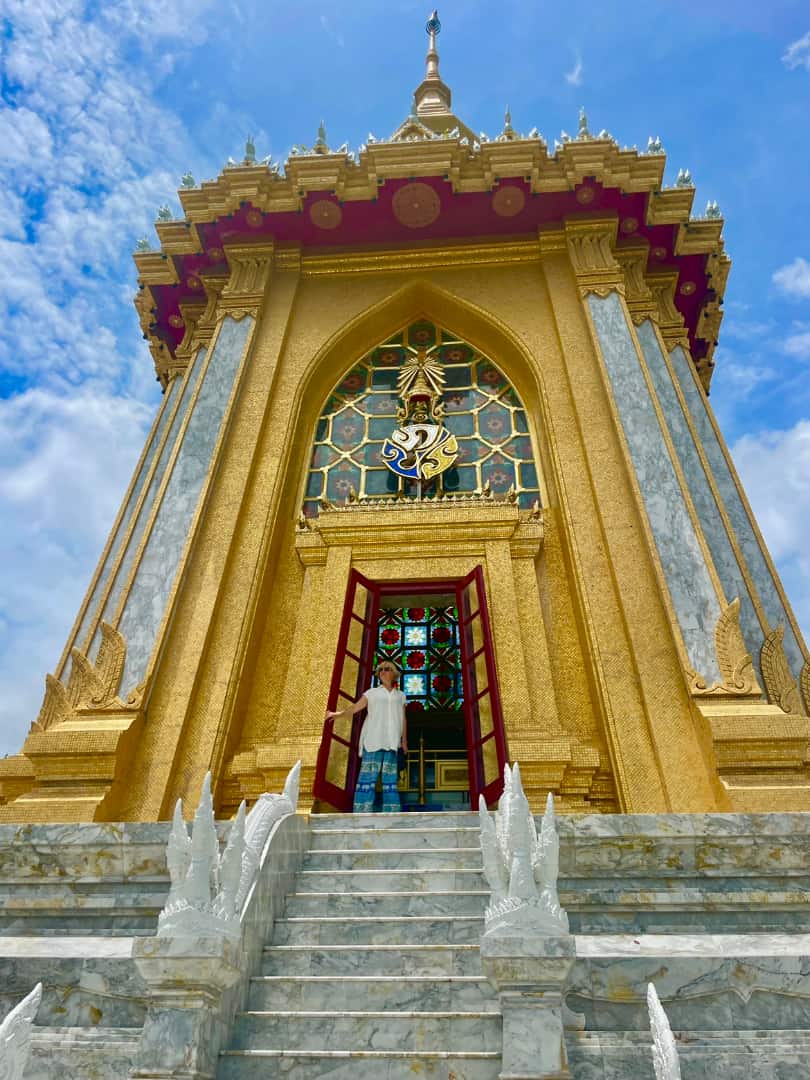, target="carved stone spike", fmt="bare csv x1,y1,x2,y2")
165,798,192,911
282,760,302,808
647,983,682,1080
714,597,759,695
478,794,507,904
0,982,42,1080
215,800,246,921
802,661,810,716
761,626,802,715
